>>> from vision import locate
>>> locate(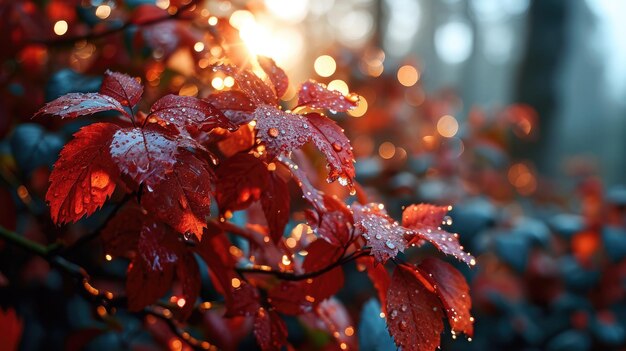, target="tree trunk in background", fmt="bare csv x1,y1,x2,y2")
513,0,570,171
